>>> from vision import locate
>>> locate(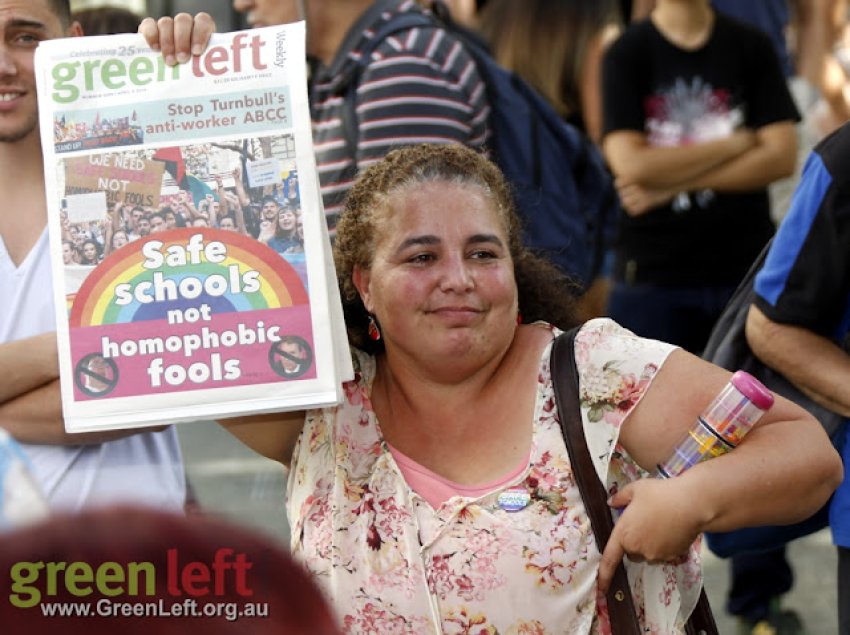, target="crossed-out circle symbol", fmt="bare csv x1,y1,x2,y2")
268,335,313,380
74,353,119,398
